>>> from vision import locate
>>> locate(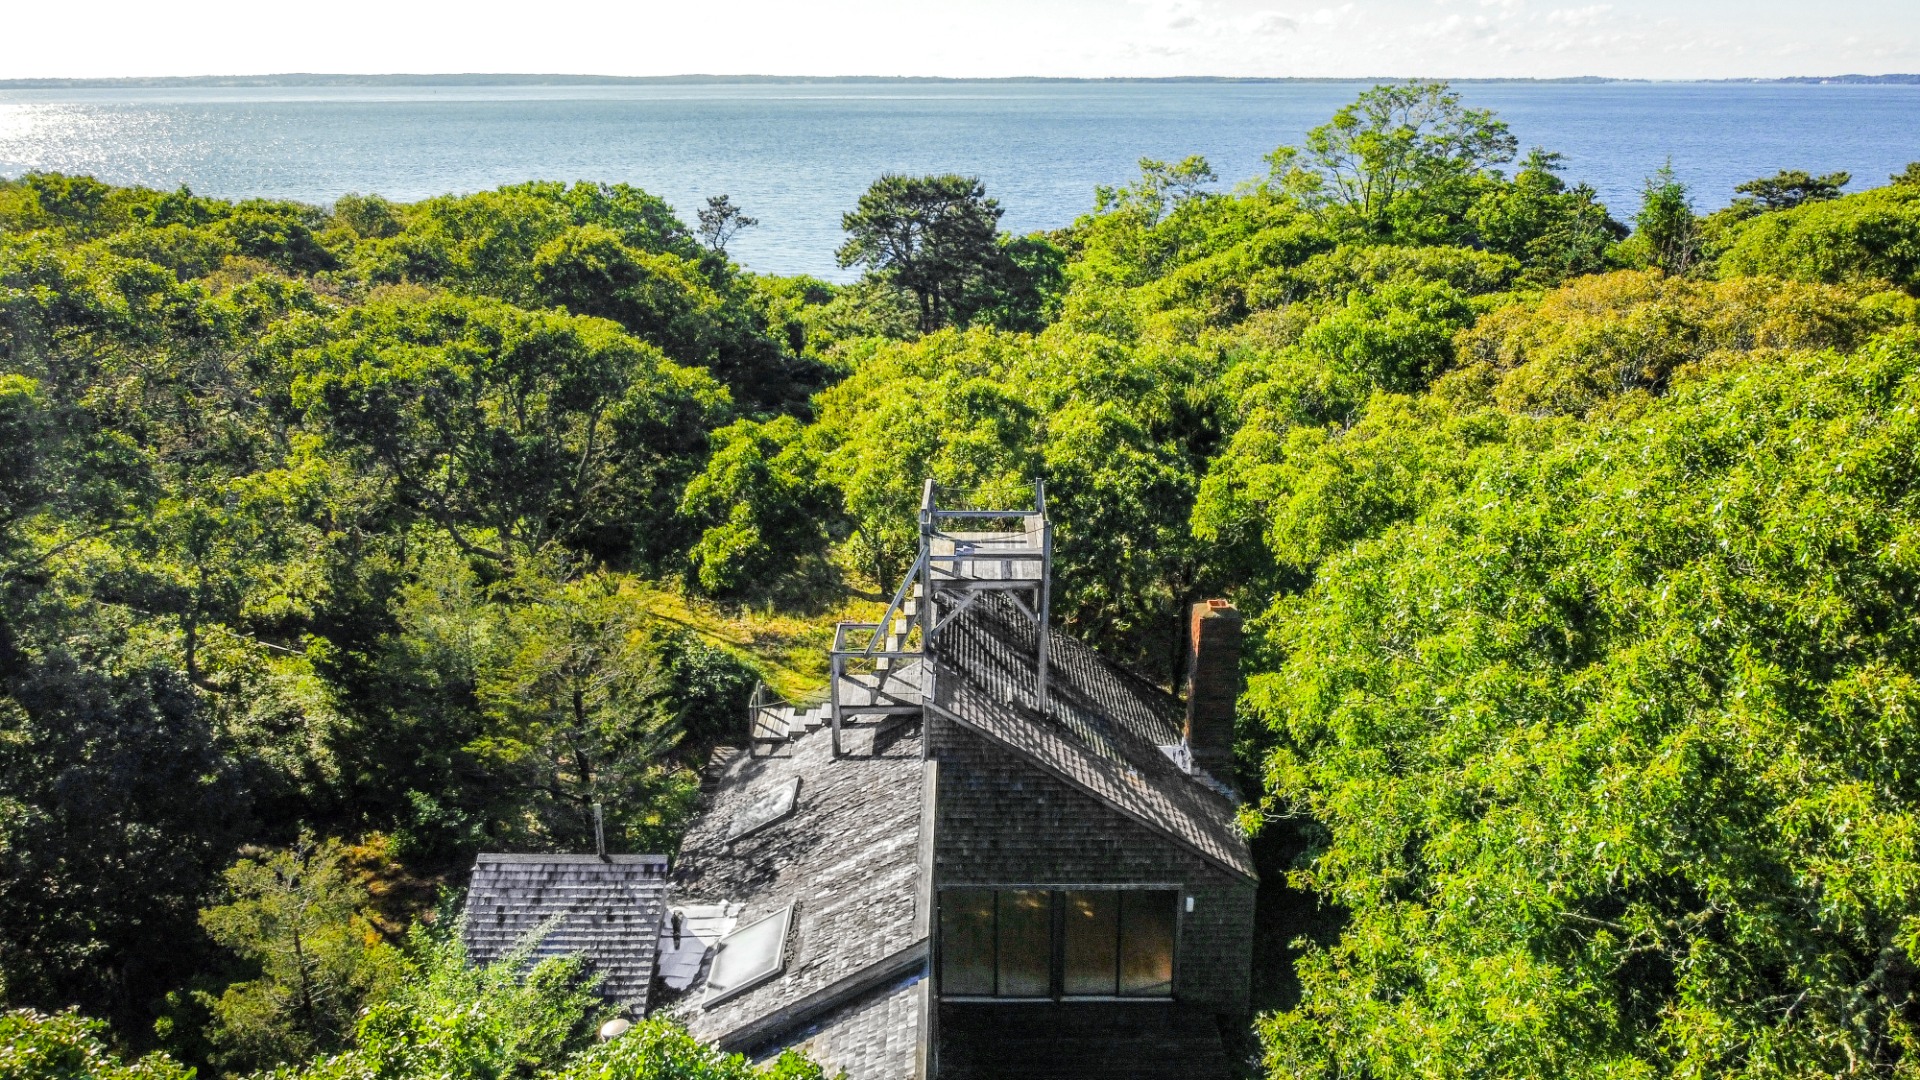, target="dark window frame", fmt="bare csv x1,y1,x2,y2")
936,885,1181,1002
